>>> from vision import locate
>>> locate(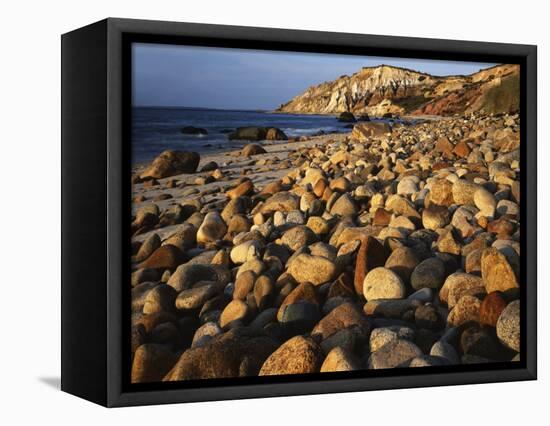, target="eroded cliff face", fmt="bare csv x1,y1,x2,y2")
276,64,519,117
